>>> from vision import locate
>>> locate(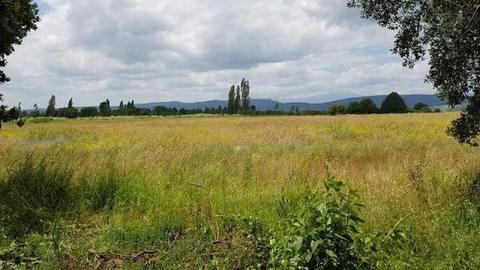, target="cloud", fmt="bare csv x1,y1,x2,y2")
0,0,433,107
